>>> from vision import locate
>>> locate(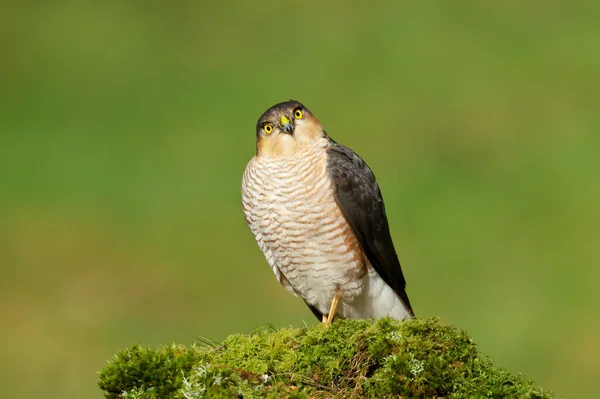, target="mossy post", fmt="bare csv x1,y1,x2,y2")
99,317,554,398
